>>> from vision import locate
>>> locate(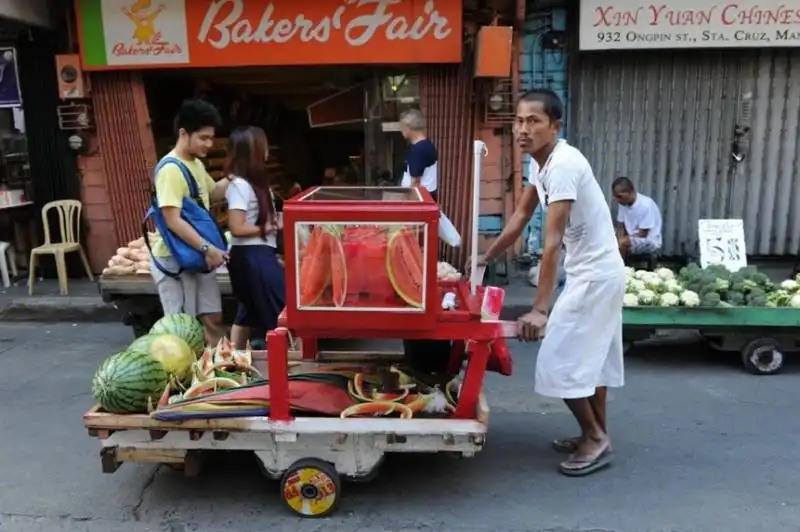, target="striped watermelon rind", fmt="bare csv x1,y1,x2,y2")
150,313,205,356
128,334,158,355
92,351,169,414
